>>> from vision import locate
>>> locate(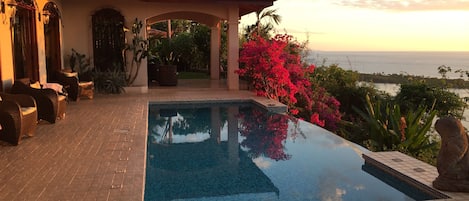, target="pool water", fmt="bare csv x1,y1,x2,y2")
145,103,433,201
